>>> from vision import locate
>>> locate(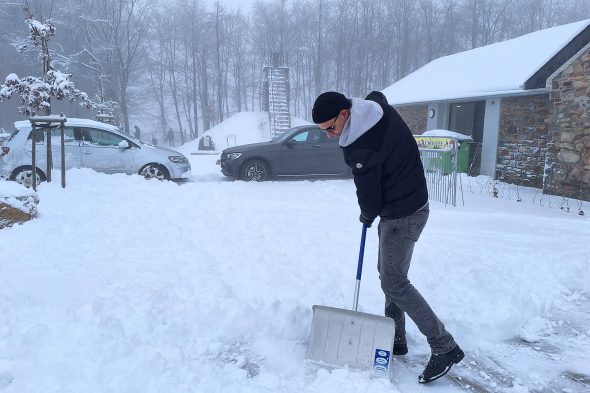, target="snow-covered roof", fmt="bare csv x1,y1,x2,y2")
383,19,590,105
